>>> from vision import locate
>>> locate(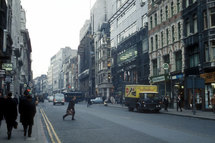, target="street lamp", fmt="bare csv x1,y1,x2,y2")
163,63,169,97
